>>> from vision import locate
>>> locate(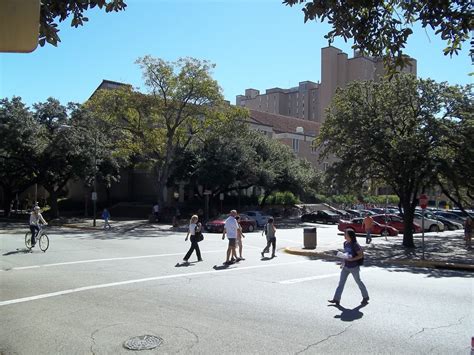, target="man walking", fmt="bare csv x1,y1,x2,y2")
222,210,239,264
362,213,374,244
